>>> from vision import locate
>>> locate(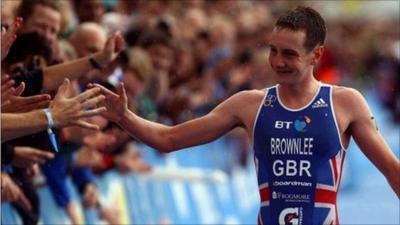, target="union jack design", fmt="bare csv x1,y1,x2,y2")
253,84,347,225
314,148,346,225
256,148,346,225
